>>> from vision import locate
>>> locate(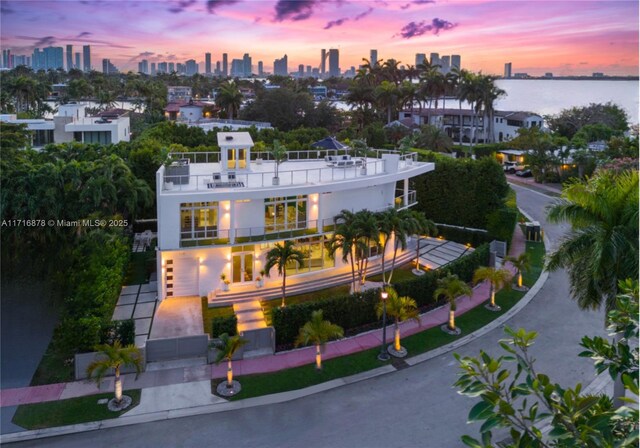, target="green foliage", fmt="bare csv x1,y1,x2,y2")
547,102,629,139
101,319,136,346
55,316,103,354
454,281,639,448
472,143,508,158
211,333,248,364
435,225,494,247
294,310,344,348
0,122,31,151
413,152,509,228
273,244,489,347
486,208,519,246
212,315,238,337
